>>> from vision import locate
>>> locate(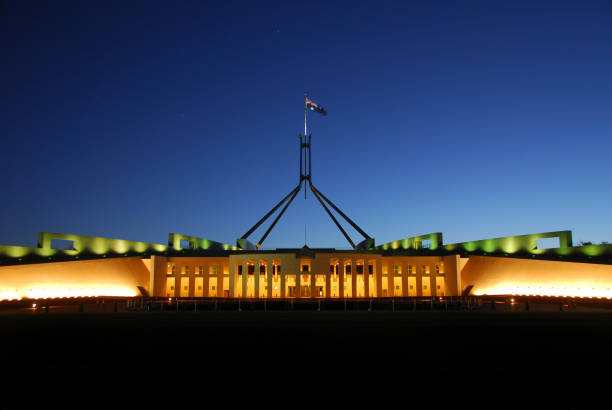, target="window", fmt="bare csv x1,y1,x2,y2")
238,265,243,275
302,265,309,272
183,266,190,275
356,265,364,274
393,265,399,274
330,265,335,273
167,264,176,275
345,265,351,274
537,237,560,249
198,266,204,275
247,265,254,275
260,265,266,274
368,265,373,275
422,265,430,275
50,239,75,250
435,264,440,274
211,265,218,275
408,265,413,274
